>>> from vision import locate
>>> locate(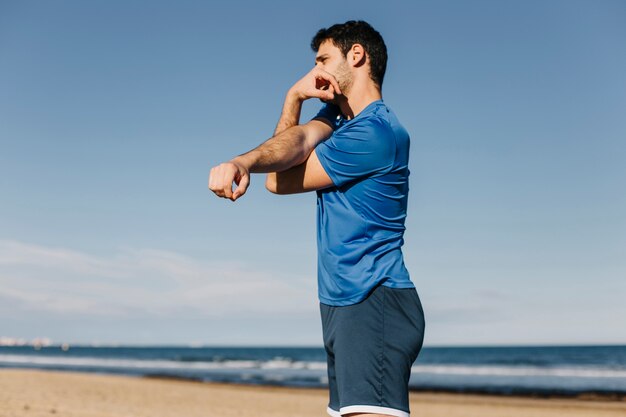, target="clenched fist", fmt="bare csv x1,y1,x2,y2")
208,160,250,201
